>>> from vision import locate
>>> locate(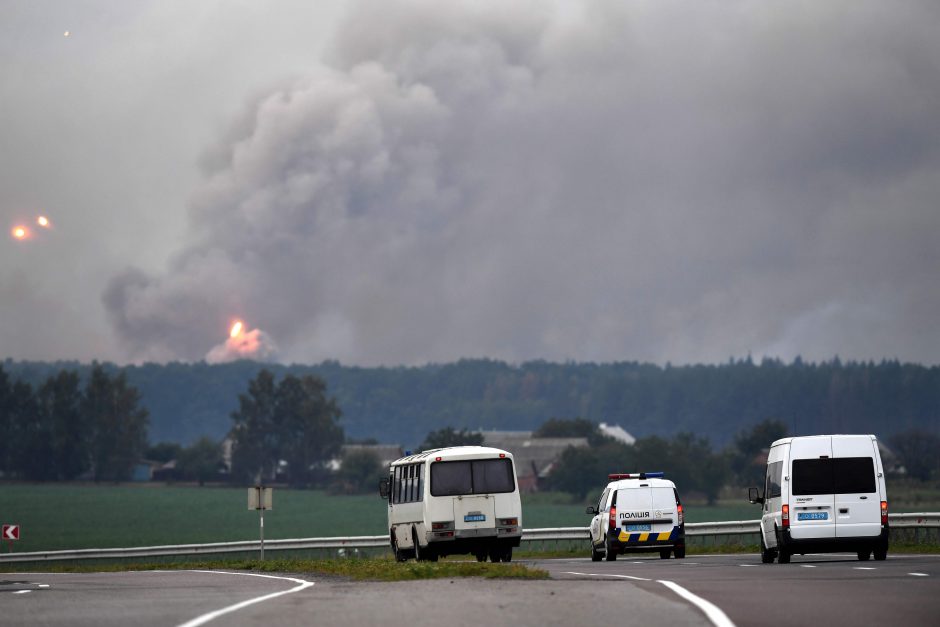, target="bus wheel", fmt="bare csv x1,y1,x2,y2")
475,551,487,562
488,547,502,563
413,530,432,562
502,548,513,563
392,534,406,562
